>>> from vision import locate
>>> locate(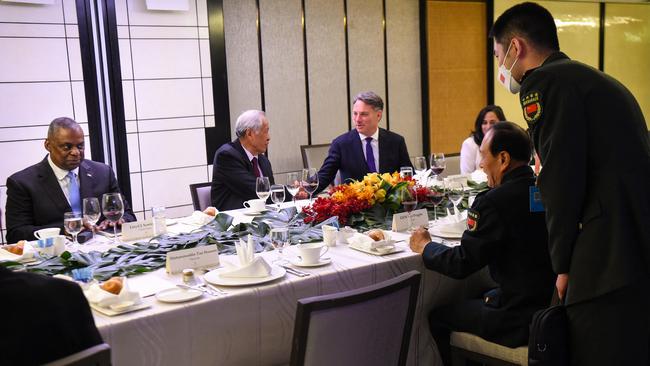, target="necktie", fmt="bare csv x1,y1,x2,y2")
365,137,377,173
251,157,261,177
67,171,81,214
